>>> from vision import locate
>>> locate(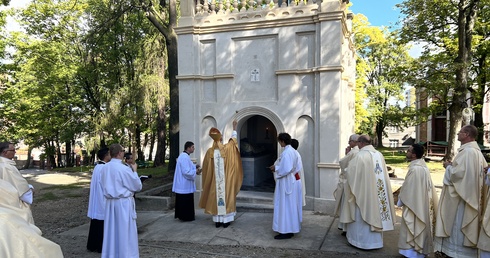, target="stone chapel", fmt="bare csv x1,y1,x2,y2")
176,0,356,213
